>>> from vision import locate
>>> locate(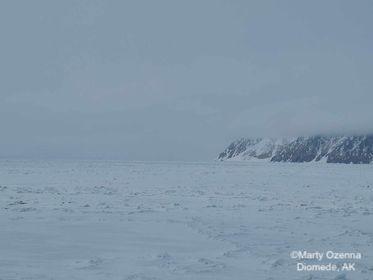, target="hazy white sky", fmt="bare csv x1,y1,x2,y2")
1,0,372,160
